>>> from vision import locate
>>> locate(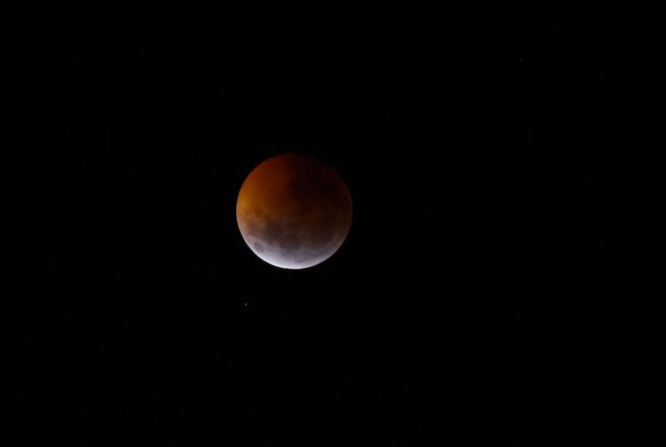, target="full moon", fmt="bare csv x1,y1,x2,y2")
236,153,352,269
